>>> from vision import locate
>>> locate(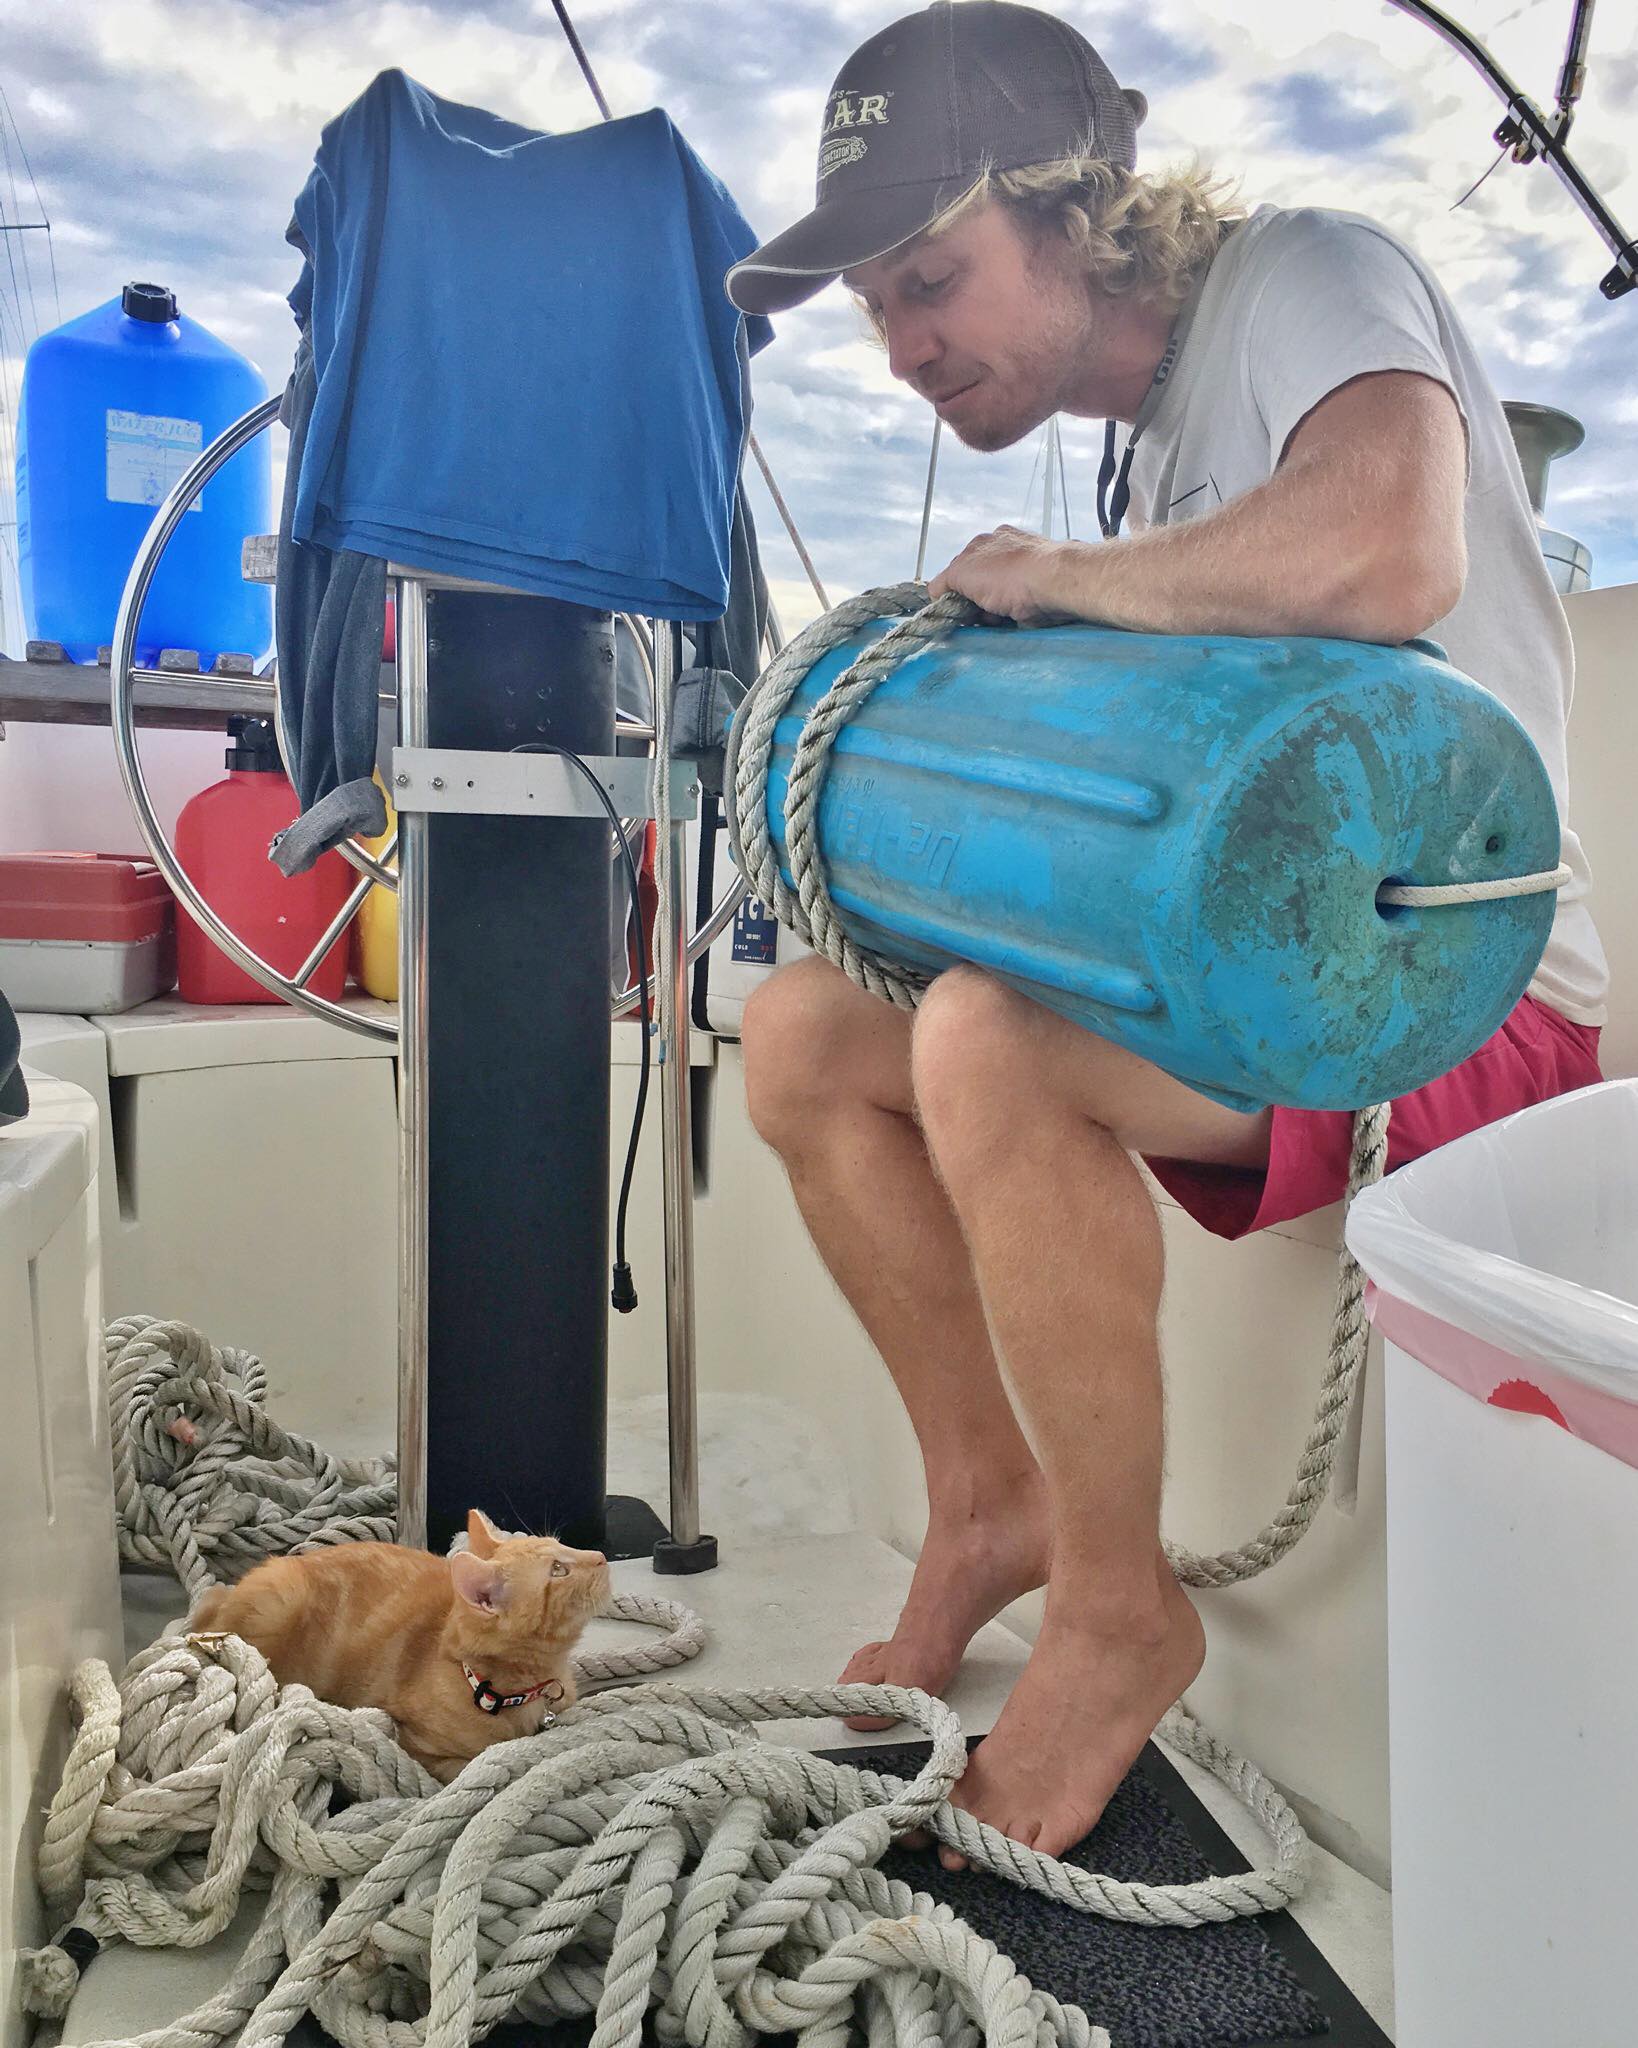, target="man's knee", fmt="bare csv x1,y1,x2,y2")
910,967,1042,1143
911,966,1271,1171
740,955,877,1151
